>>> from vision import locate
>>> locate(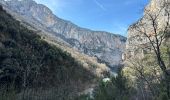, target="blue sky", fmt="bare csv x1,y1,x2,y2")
34,0,149,36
